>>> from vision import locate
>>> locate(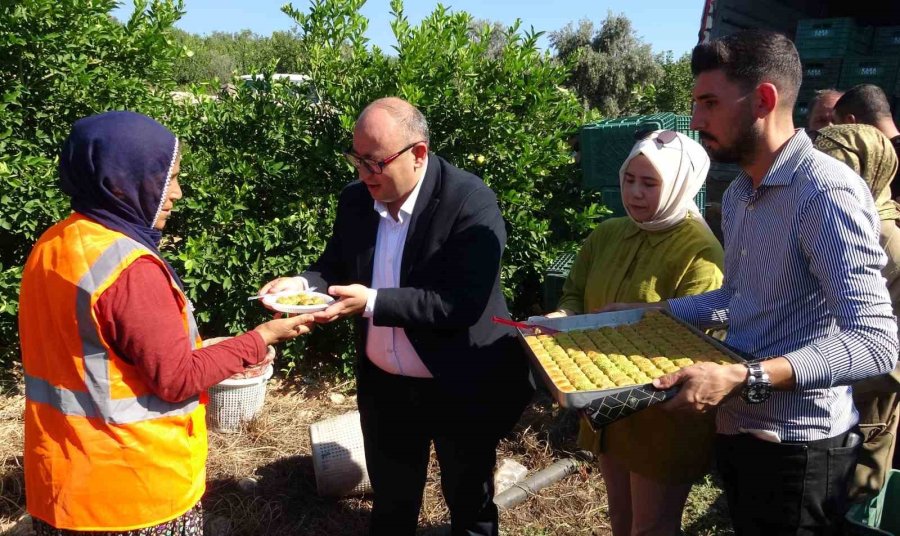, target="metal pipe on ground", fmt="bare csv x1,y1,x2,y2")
5,514,33,536
493,452,592,510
